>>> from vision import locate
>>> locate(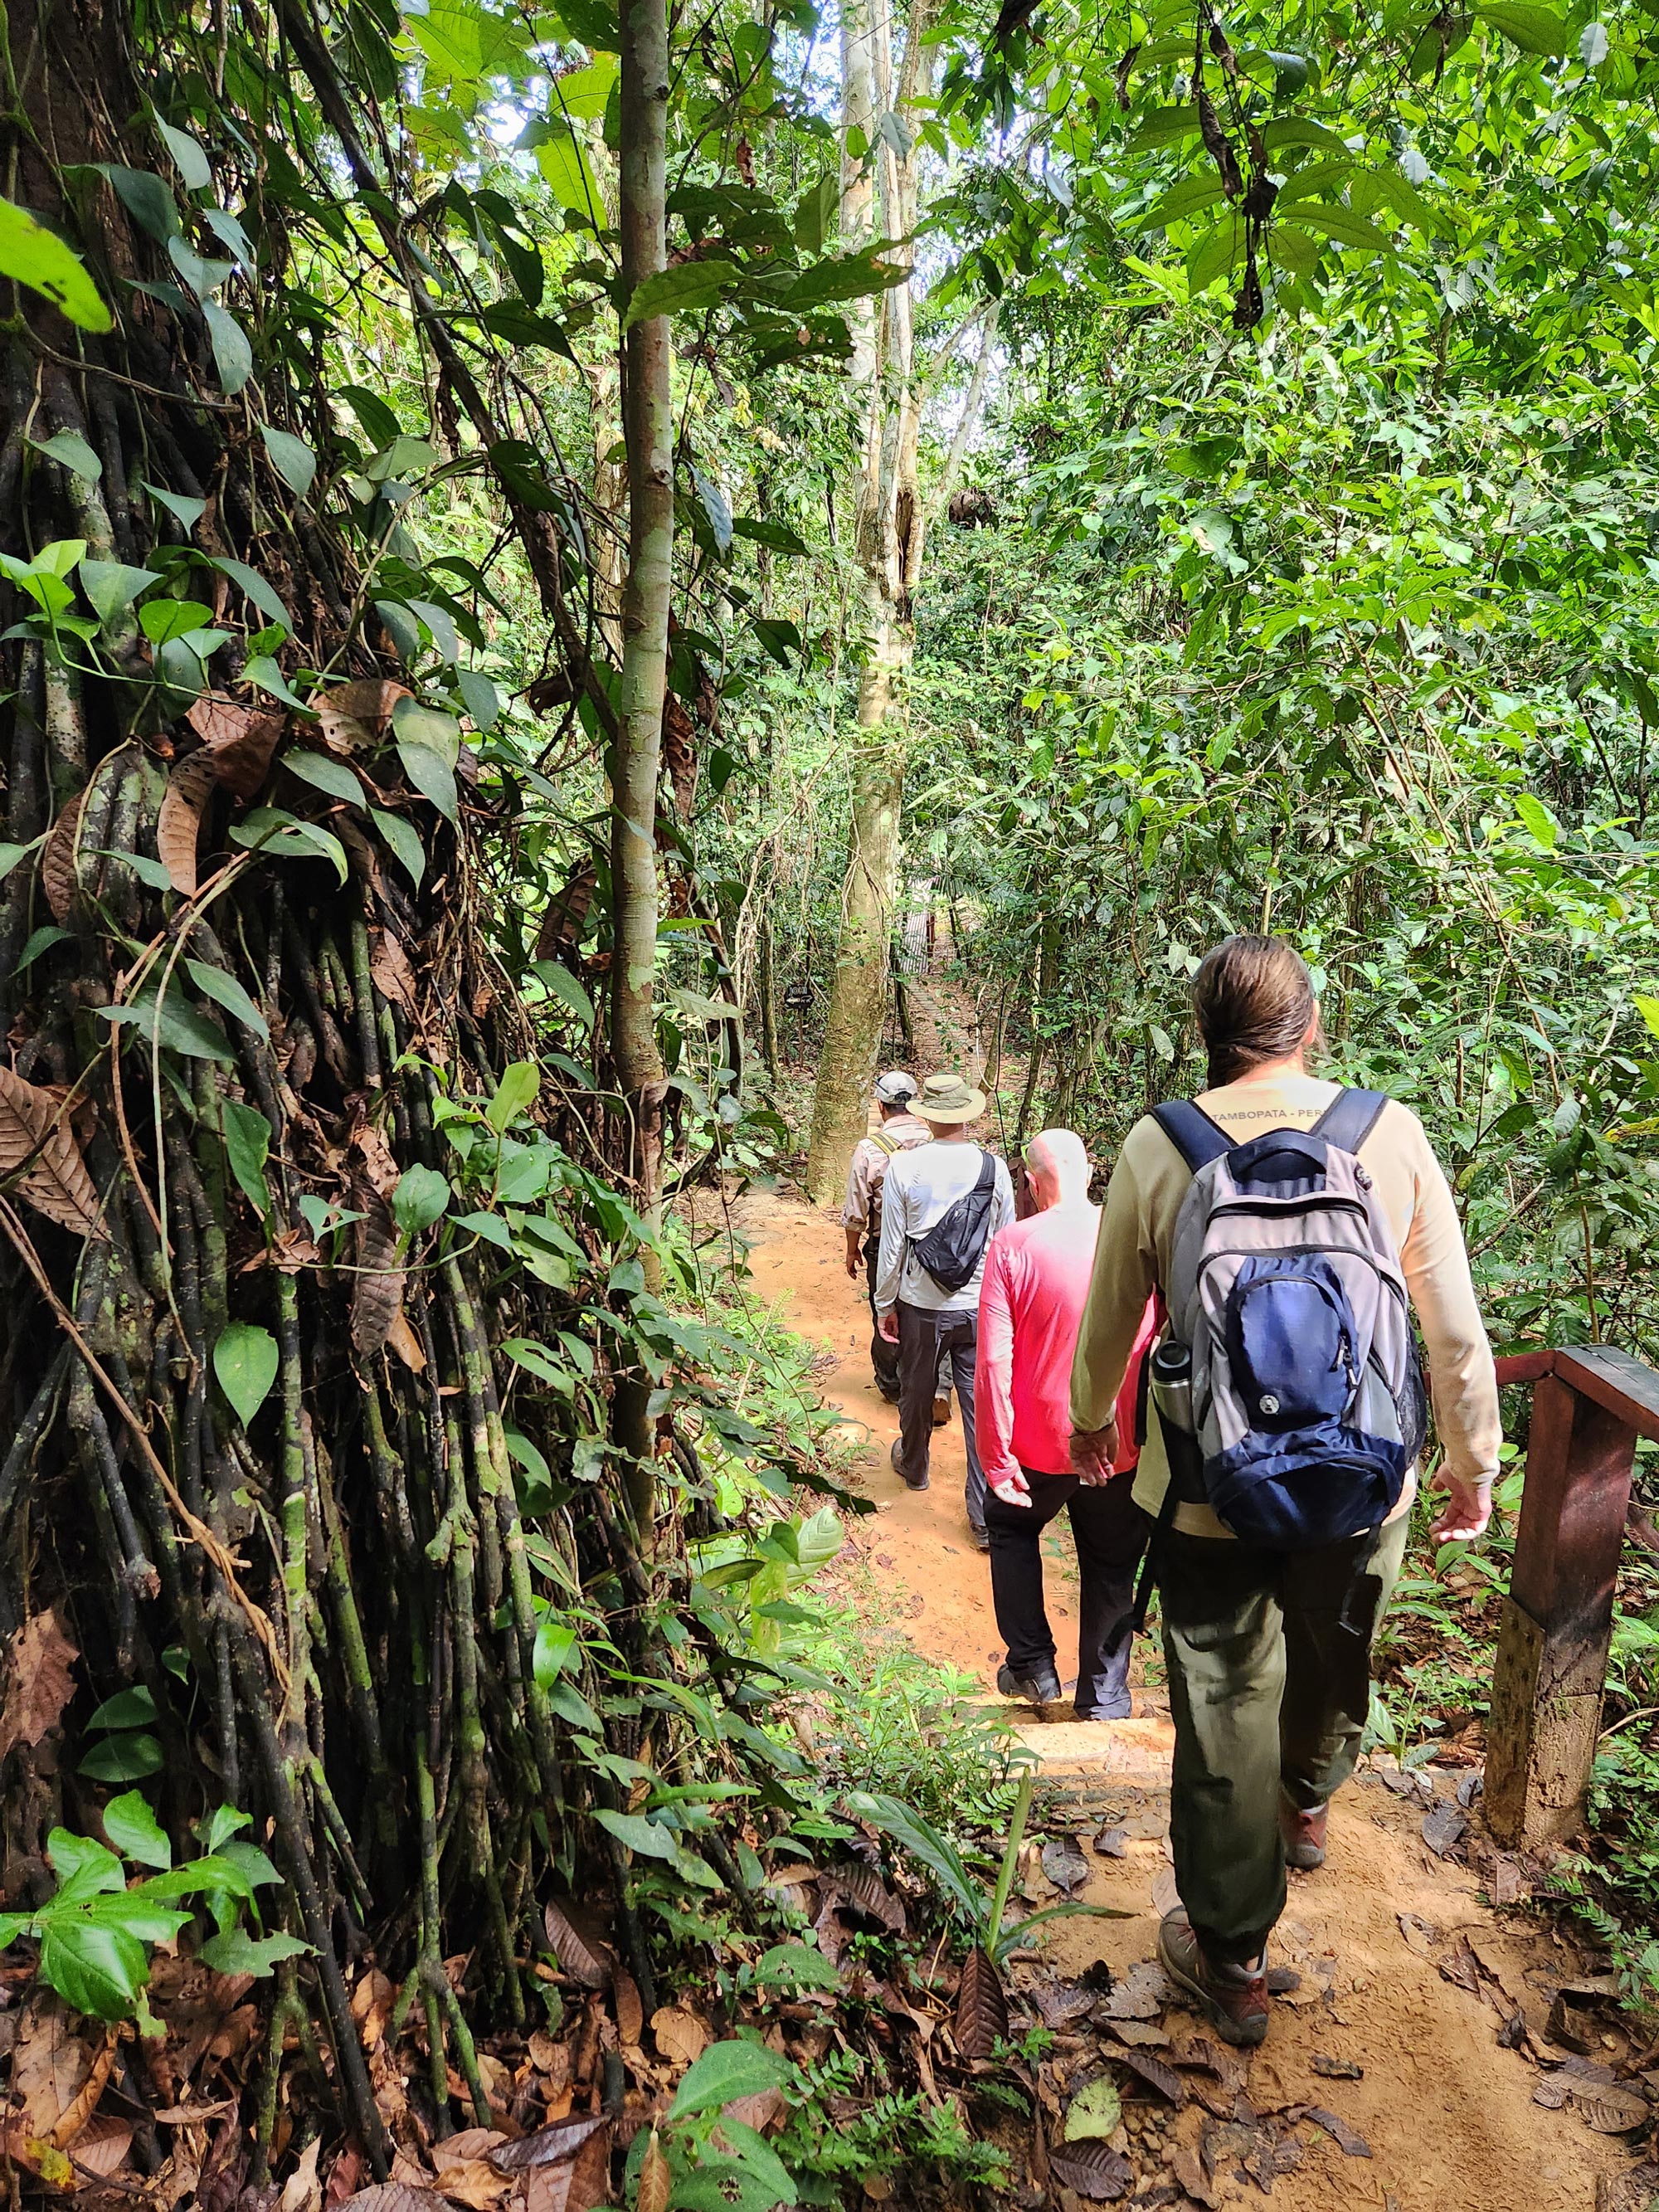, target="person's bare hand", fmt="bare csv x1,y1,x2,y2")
1428,1470,1492,1544
844,1252,859,1279
1070,1423,1117,1486
989,1468,1031,1508
878,1311,899,1344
